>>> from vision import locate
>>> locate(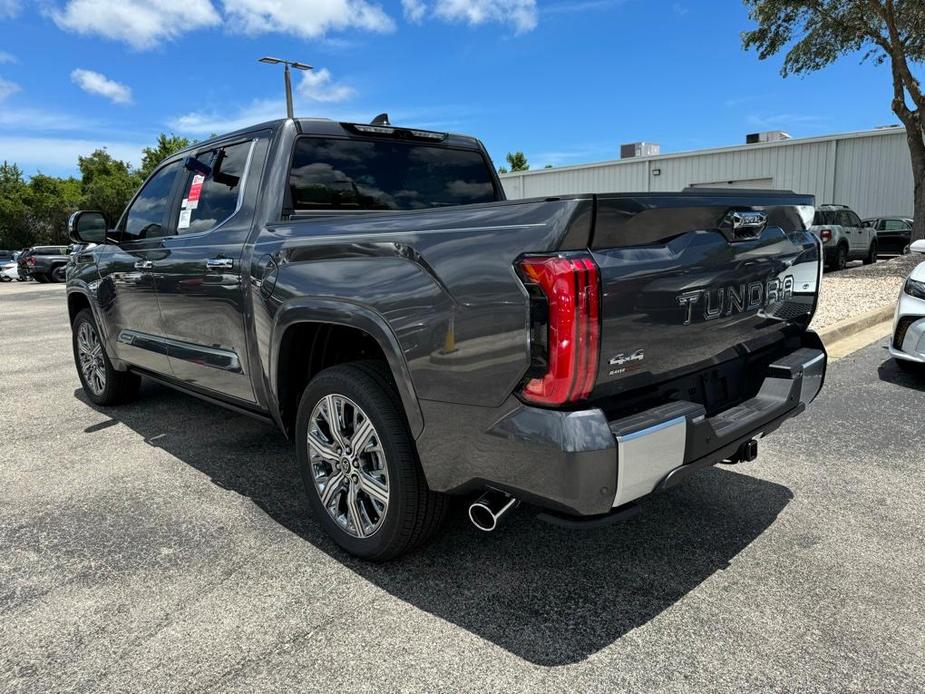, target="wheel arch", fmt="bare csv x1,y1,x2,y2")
271,298,424,439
